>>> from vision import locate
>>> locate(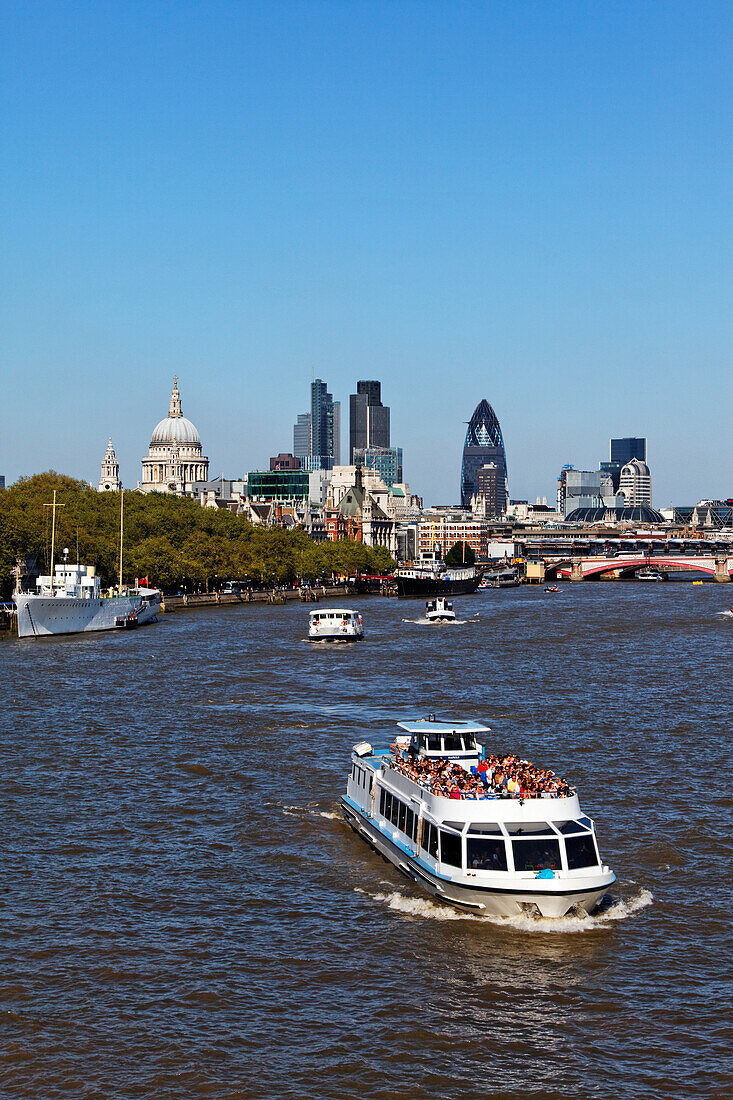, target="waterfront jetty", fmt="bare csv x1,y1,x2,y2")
160,584,351,613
